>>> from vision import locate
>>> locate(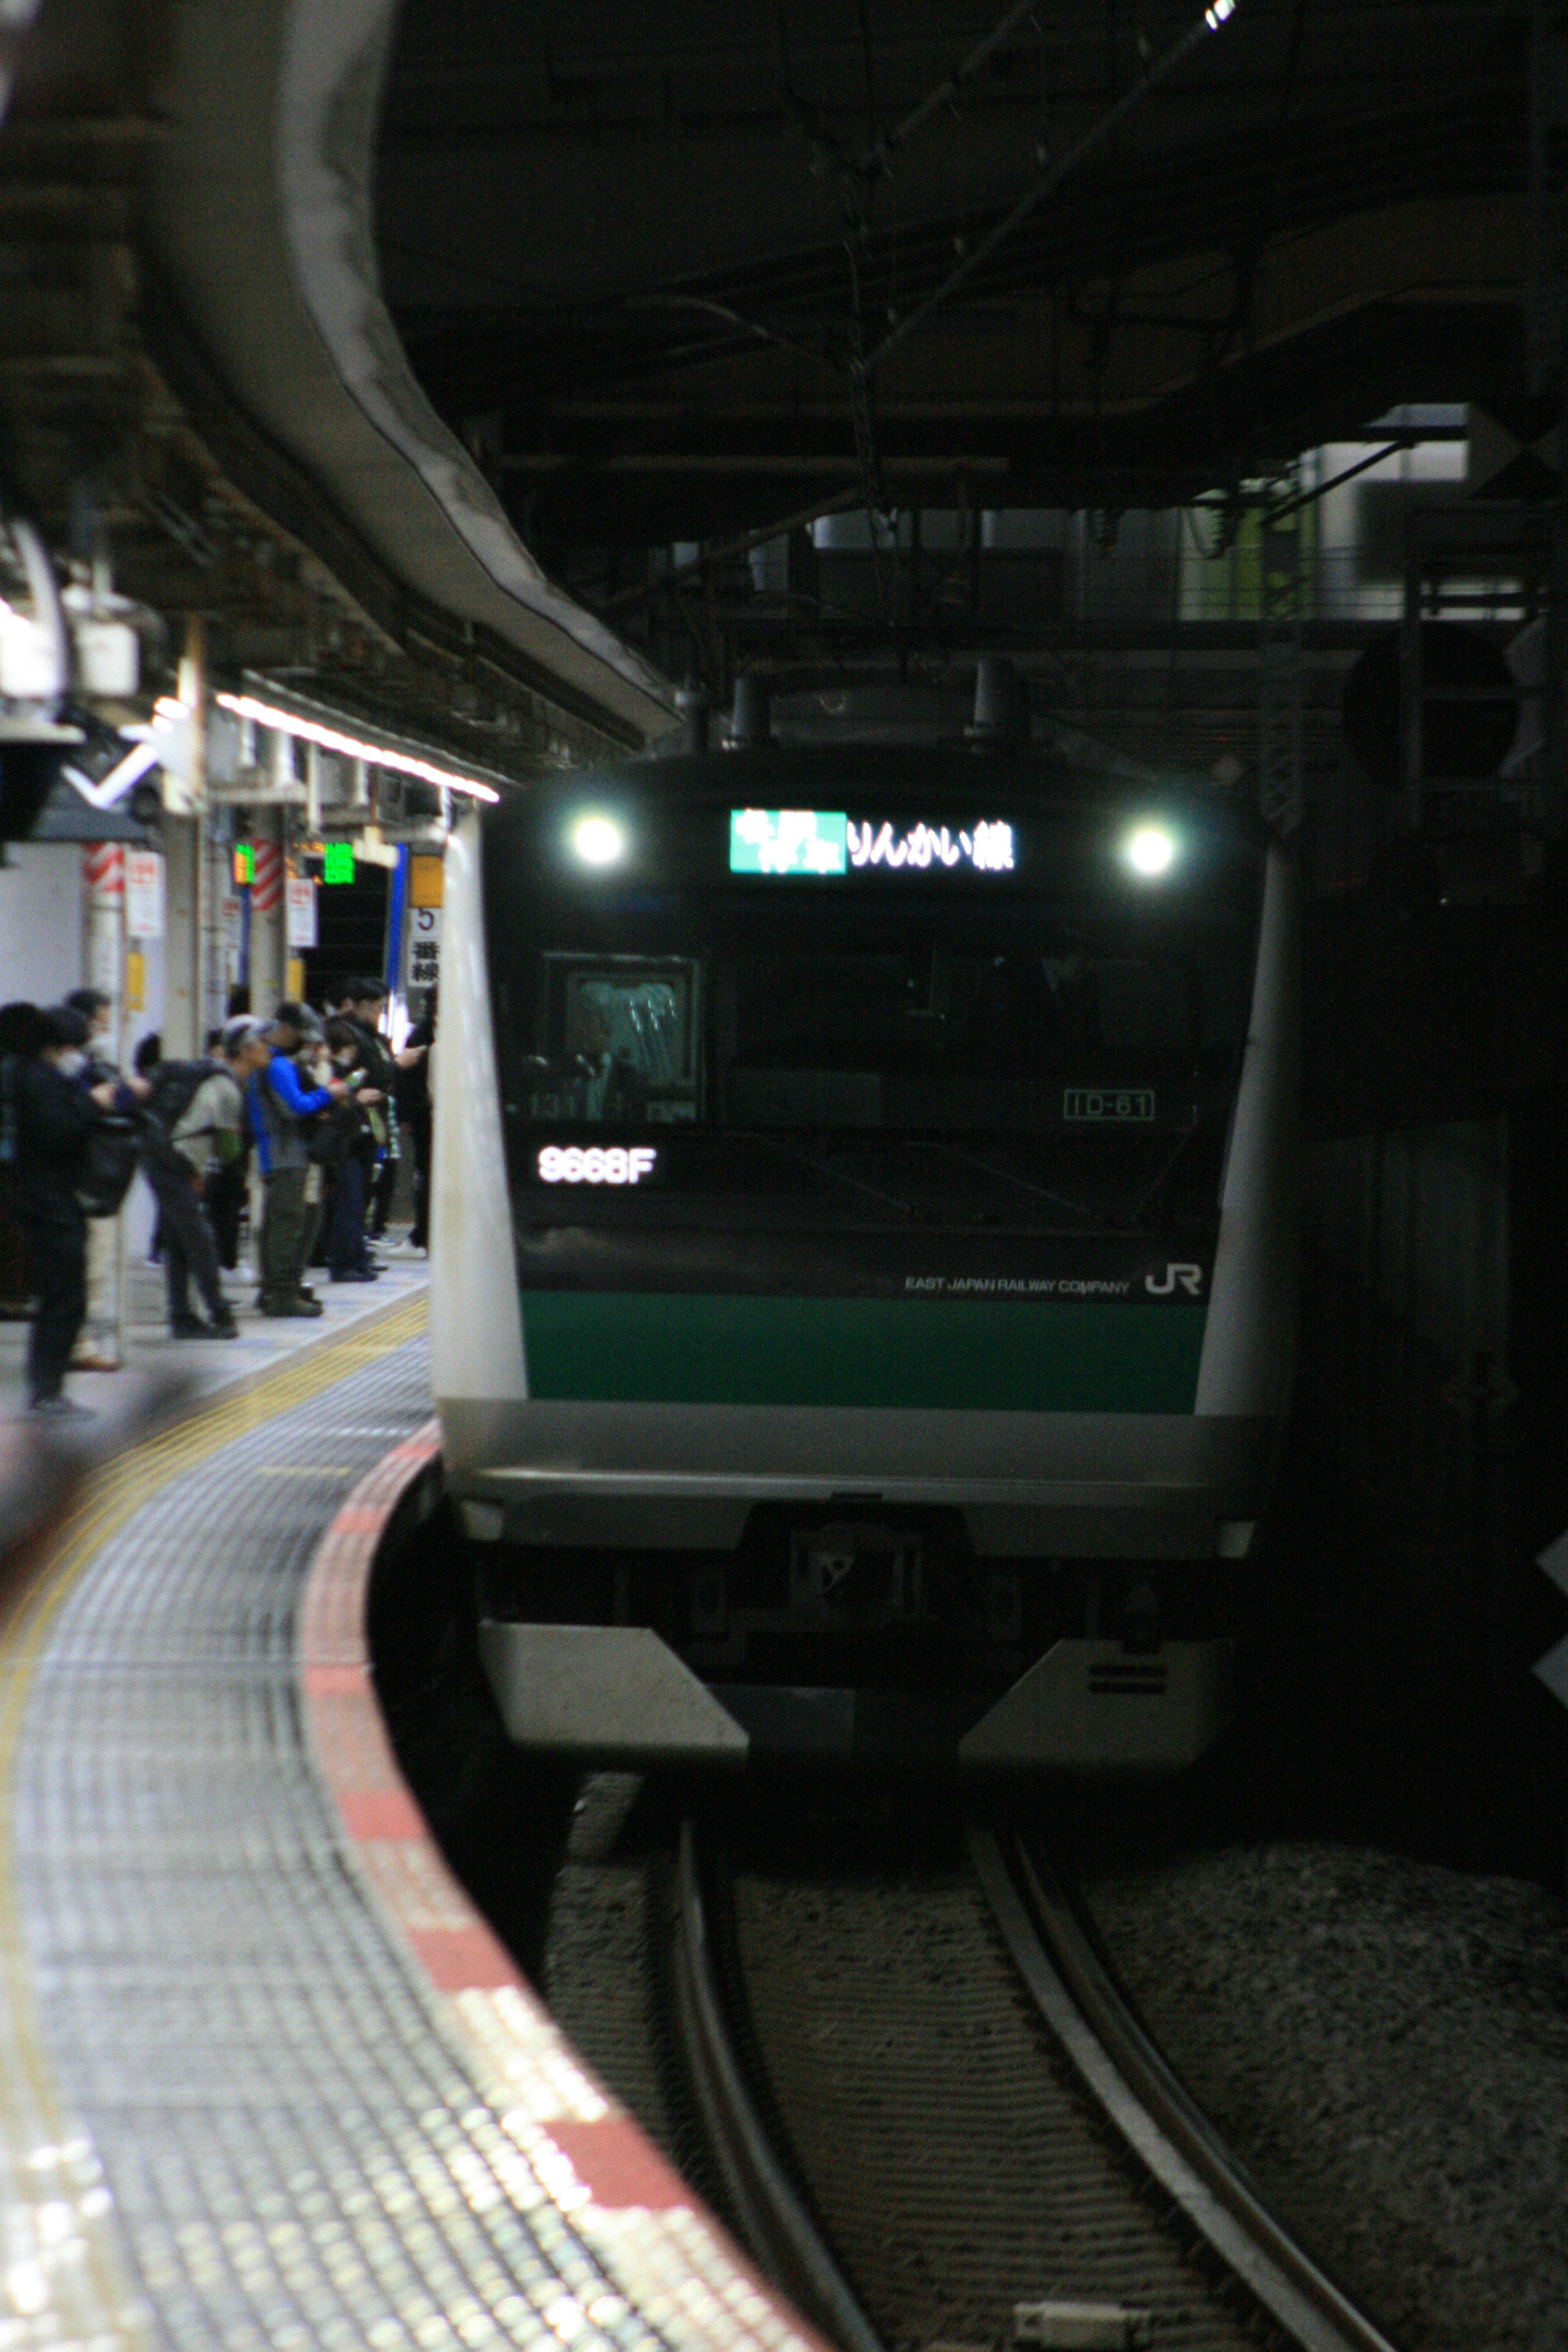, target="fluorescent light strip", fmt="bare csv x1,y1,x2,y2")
214,692,502,804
